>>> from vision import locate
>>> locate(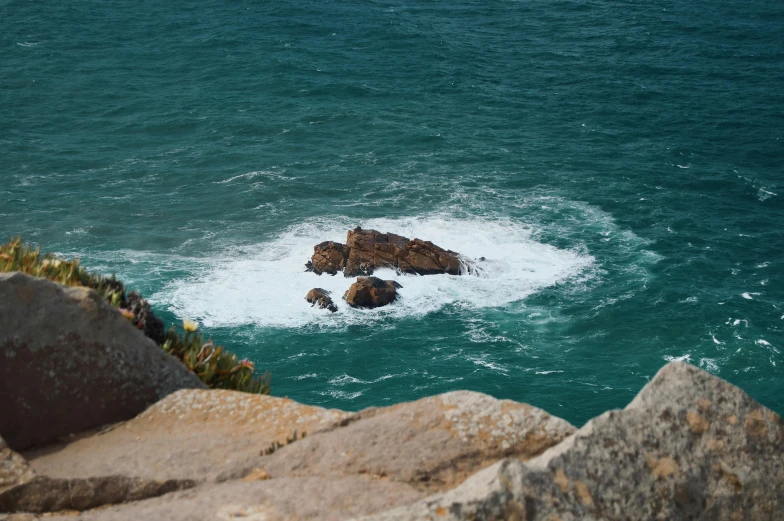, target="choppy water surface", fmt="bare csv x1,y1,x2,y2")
2,0,782,425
